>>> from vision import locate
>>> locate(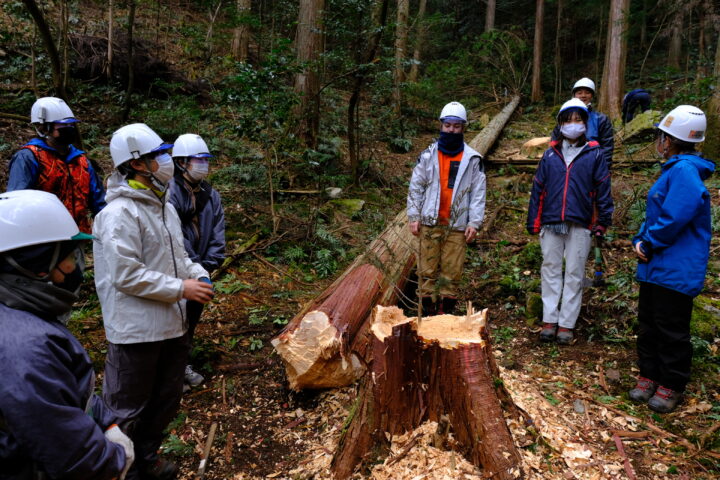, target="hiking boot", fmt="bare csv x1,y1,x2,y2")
539,323,557,342
142,458,178,480
420,297,437,317
648,385,682,413
556,327,574,345
628,376,658,402
184,365,204,387
438,297,458,315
